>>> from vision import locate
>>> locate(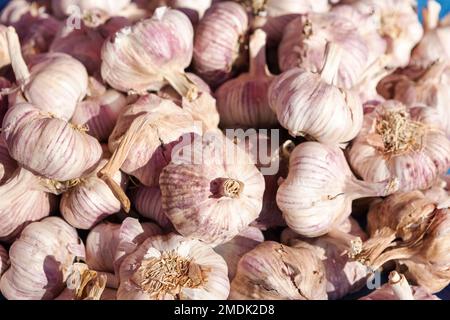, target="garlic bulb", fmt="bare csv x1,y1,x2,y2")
117,233,230,300
0,168,52,241
52,0,131,18
278,12,369,89
61,159,127,230
71,88,128,142
2,102,102,181
160,132,265,245
411,0,450,67
193,2,248,88
348,100,450,192
0,244,8,276
132,186,173,230
277,141,398,237
269,44,363,145
214,226,264,280
170,0,211,26
281,218,368,300
86,218,162,275
215,29,277,129
6,27,88,120
230,241,327,300
0,135,16,184
0,217,84,300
